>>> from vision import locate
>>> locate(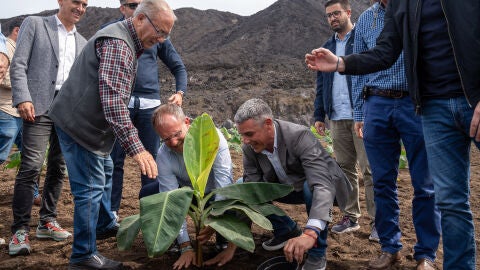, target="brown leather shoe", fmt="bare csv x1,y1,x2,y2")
33,196,41,206
368,252,401,269
416,258,435,270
